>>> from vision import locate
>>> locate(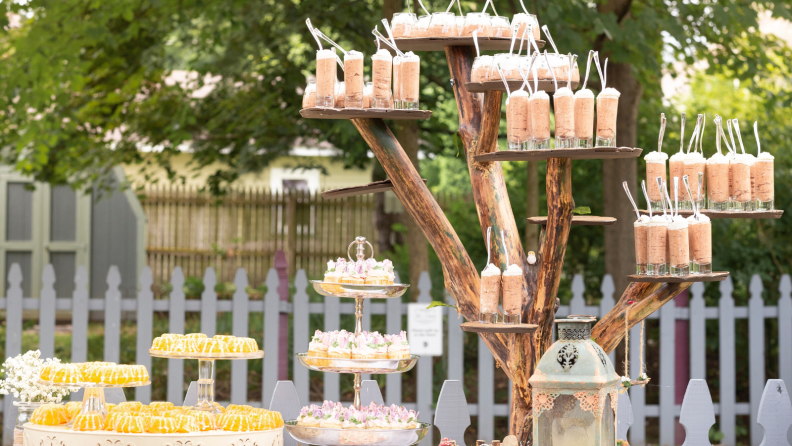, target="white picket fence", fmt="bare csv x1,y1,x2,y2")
1,263,790,446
